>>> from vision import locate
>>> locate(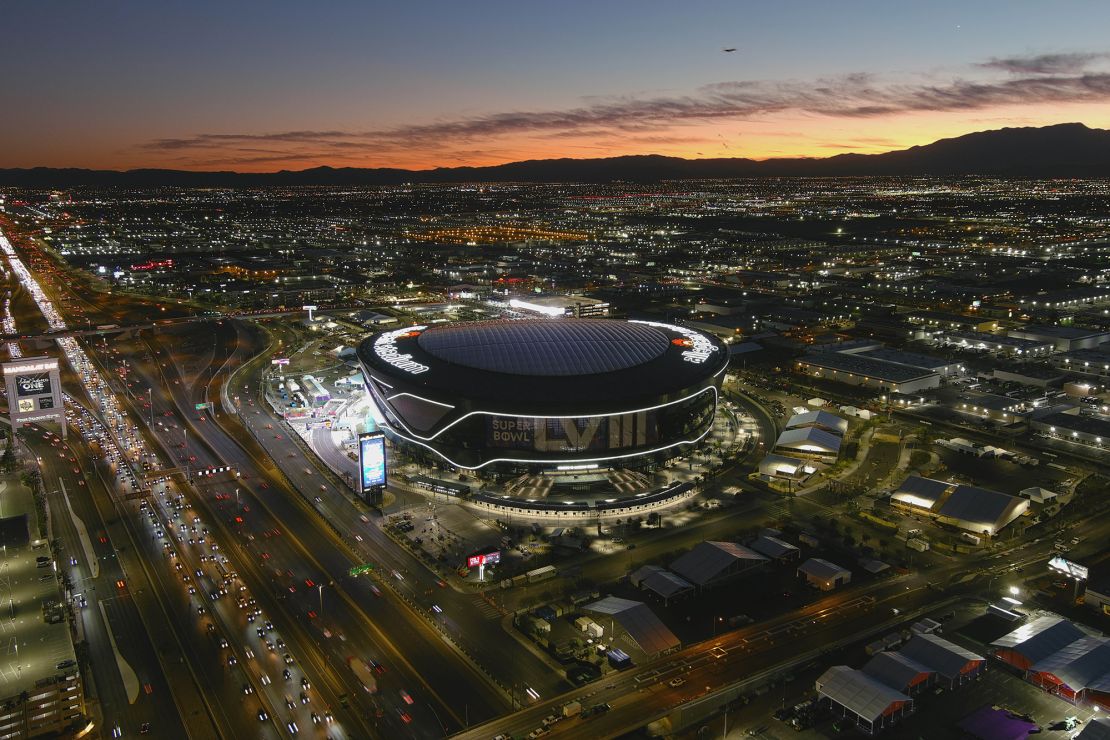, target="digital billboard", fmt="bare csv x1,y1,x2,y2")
14,373,51,397
359,432,387,493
